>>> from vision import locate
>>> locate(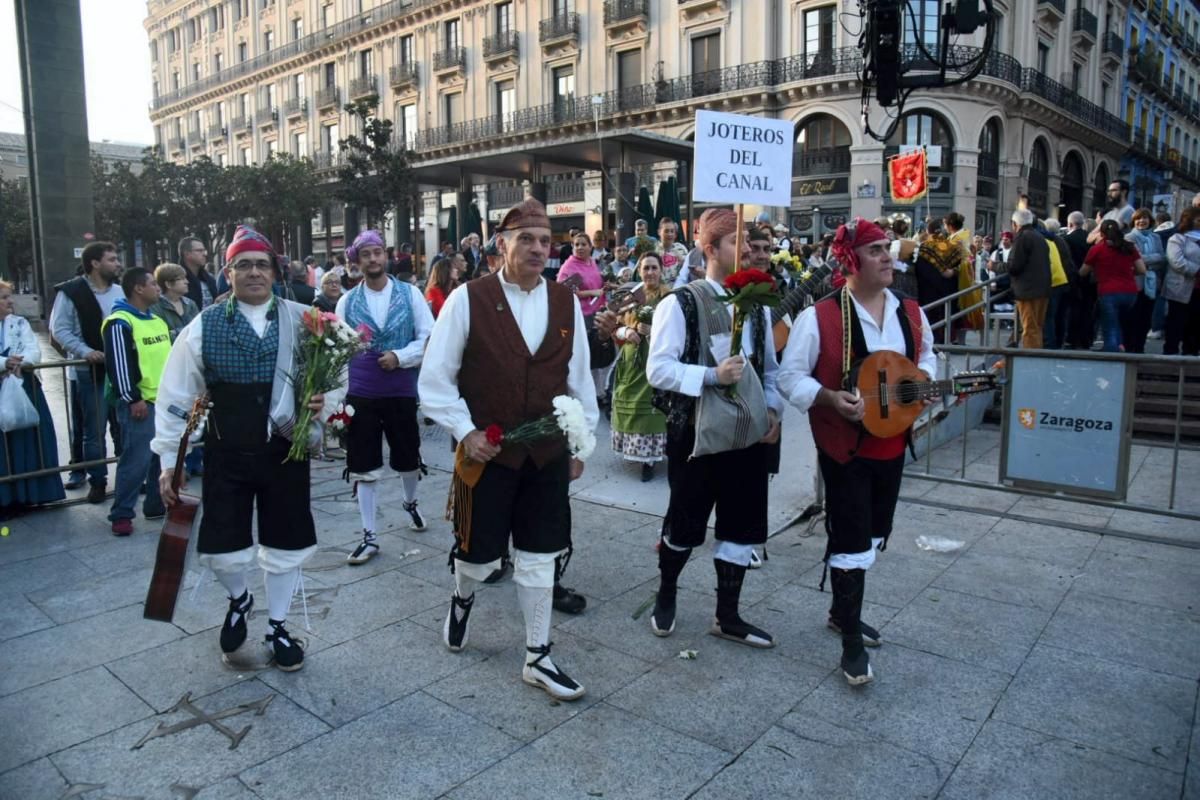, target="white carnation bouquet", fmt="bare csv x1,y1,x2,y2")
481,394,595,460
